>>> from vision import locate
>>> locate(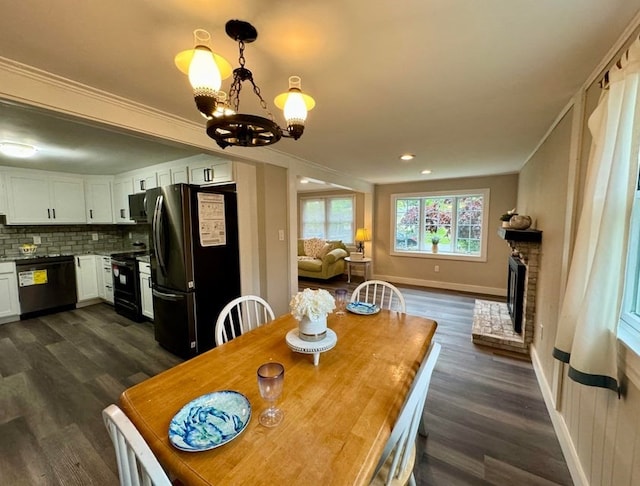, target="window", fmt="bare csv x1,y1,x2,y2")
301,196,354,242
392,189,489,260
619,189,640,354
